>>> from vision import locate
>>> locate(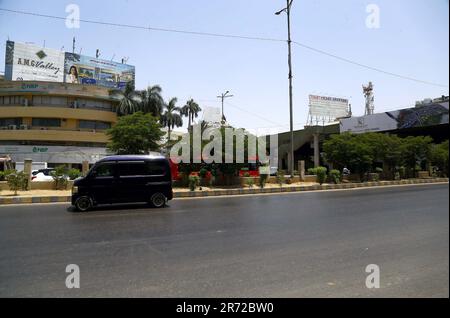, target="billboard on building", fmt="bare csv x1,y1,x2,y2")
340,102,449,134
4,41,65,82
64,53,135,89
308,95,349,123
4,41,135,90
